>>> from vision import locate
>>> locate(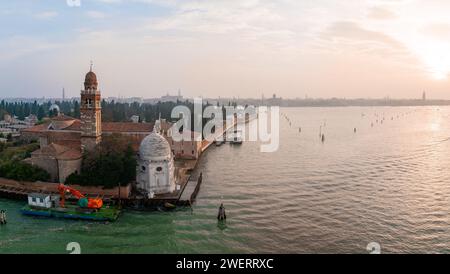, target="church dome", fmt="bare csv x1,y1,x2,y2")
84,70,98,90
49,104,60,113
139,132,172,160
